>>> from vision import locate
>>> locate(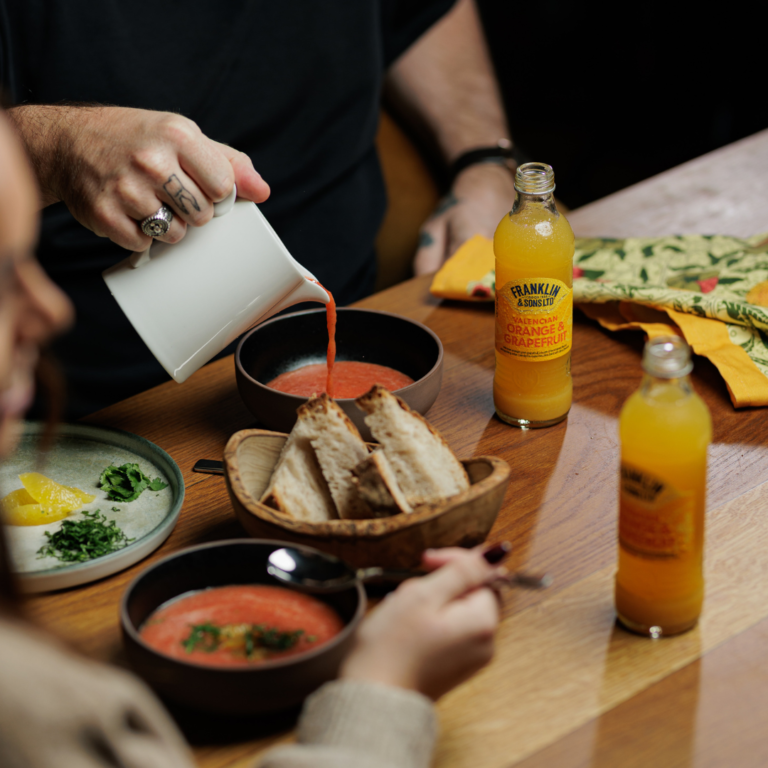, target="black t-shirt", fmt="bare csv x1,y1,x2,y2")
0,0,453,416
